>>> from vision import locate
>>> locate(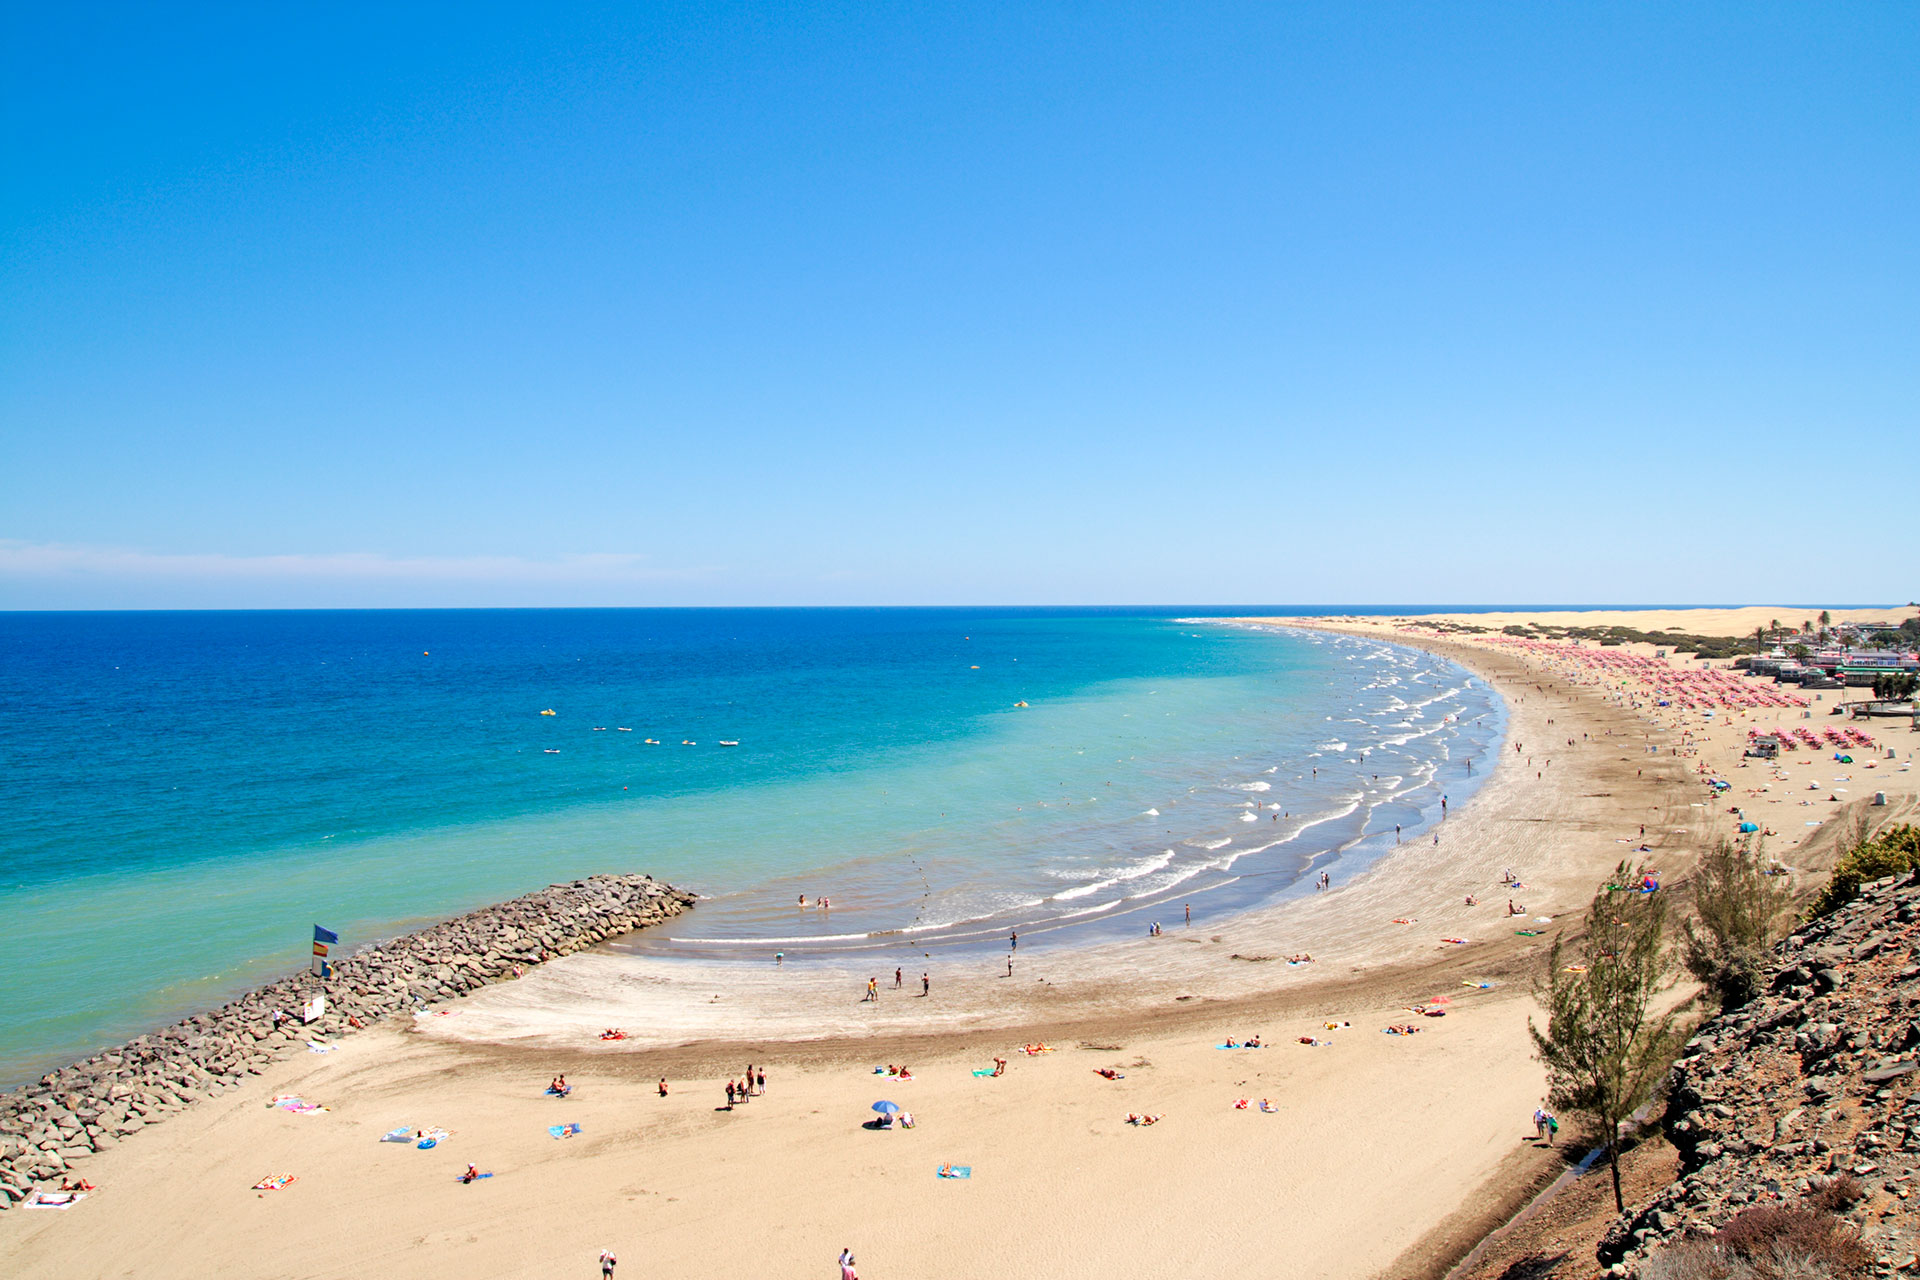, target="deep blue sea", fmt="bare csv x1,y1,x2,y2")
0,608,1506,1085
